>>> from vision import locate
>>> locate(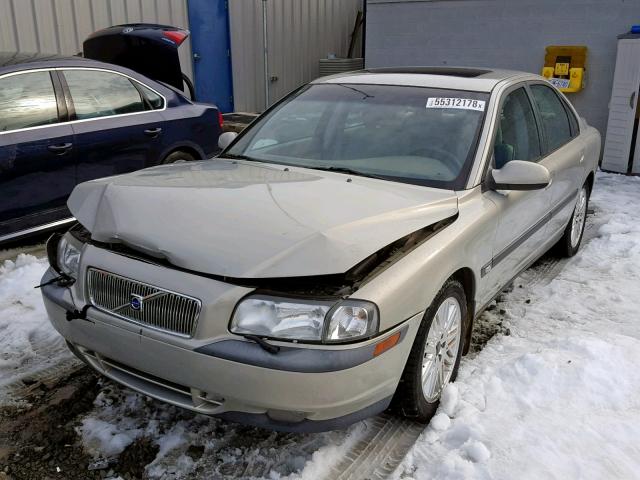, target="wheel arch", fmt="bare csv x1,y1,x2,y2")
449,267,476,355
155,140,207,166
164,145,202,161
585,170,595,196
